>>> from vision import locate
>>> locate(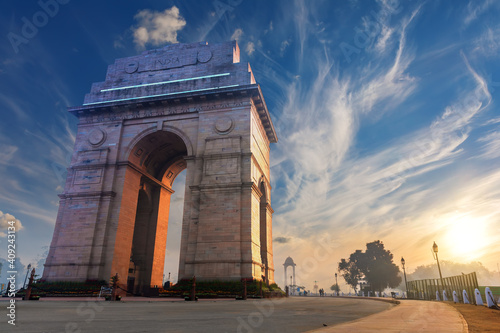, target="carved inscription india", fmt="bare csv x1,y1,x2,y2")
124,49,213,74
